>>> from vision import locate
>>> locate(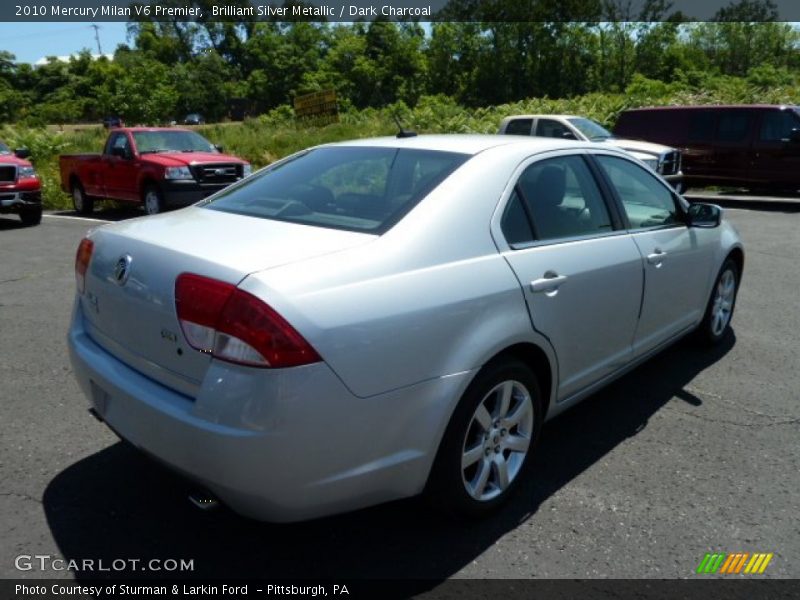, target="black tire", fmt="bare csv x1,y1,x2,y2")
19,207,42,226
426,357,544,518
696,257,739,345
142,184,165,215
71,180,94,215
